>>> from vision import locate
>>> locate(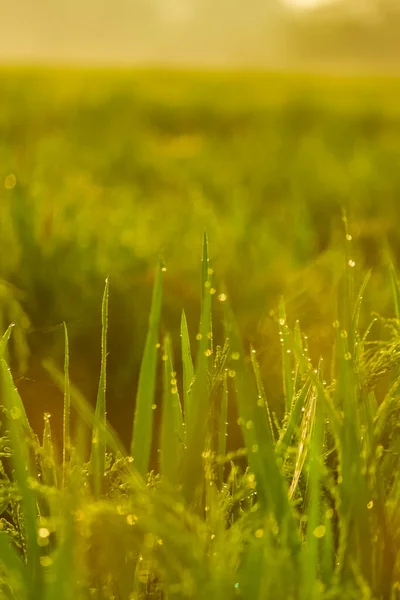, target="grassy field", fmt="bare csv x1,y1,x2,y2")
1,68,400,598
